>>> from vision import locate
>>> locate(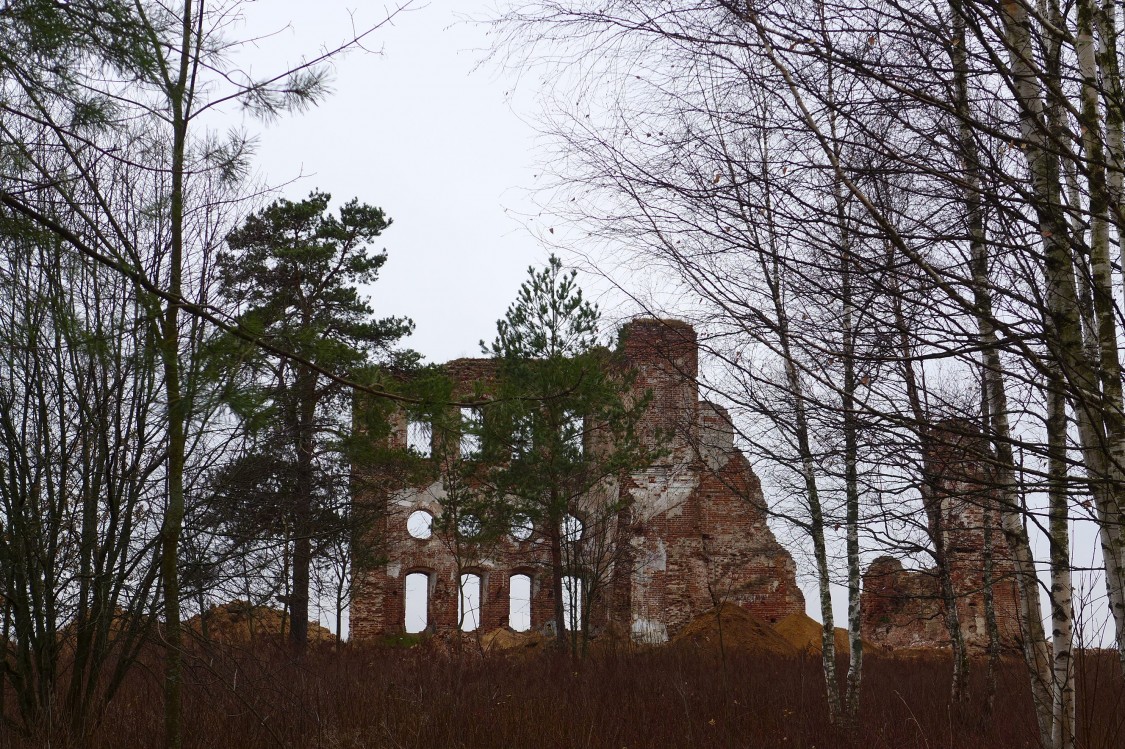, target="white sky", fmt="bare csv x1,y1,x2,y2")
234,0,550,363
223,1,1109,644
228,0,581,637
